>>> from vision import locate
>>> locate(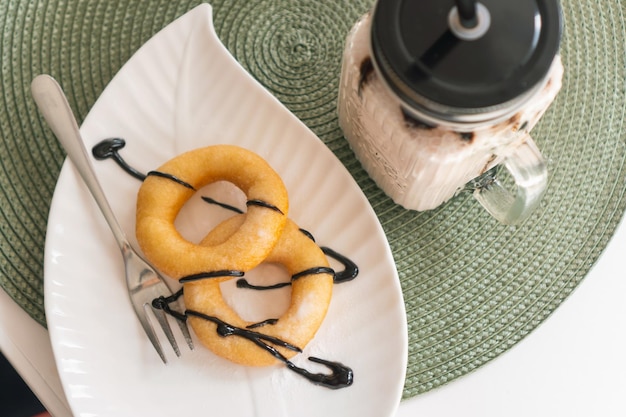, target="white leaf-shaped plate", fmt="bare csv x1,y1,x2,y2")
44,4,407,417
